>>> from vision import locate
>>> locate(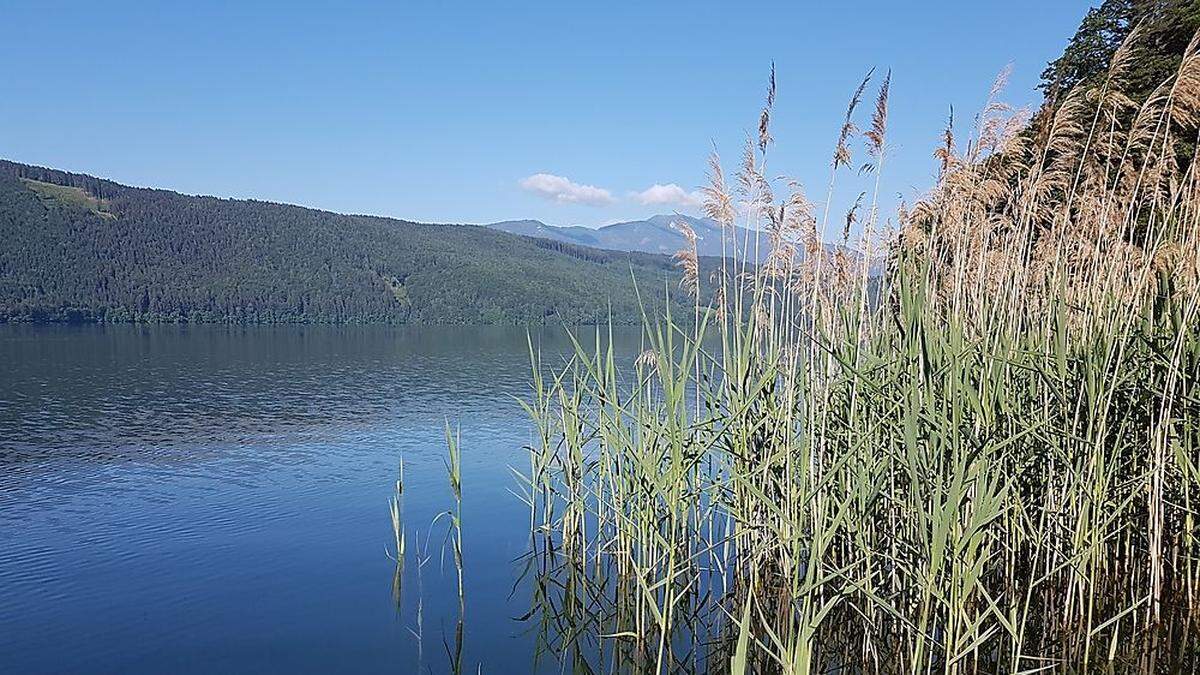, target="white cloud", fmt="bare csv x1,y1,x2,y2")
631,183,704,209
519,173,614,207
